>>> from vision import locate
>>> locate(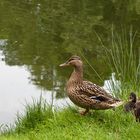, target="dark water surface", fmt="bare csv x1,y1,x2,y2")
0,0,140,125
